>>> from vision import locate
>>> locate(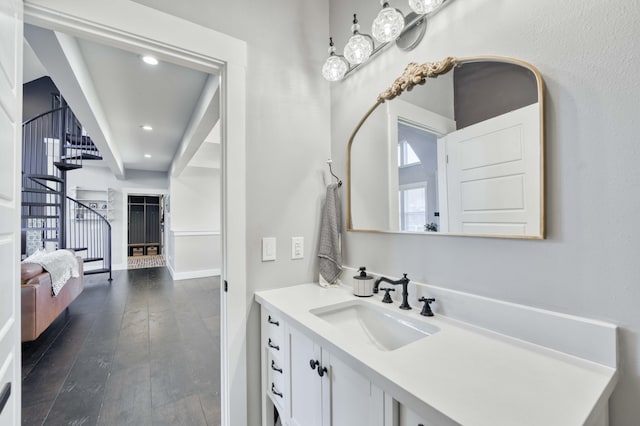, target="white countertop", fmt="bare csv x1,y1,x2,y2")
255,283,618,426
